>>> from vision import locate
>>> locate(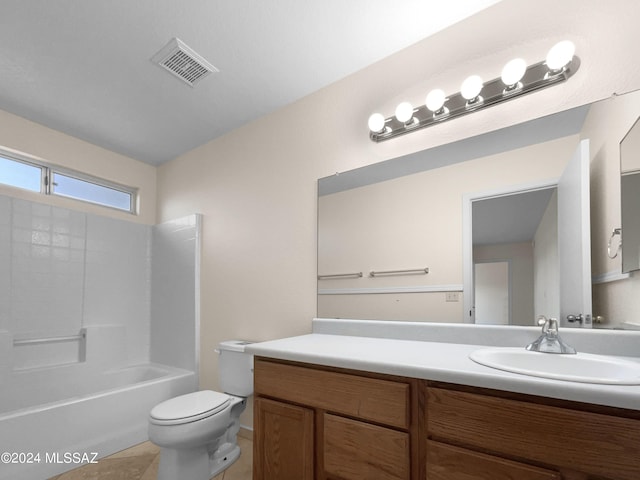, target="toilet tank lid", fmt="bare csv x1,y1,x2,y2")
218,340,254,353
